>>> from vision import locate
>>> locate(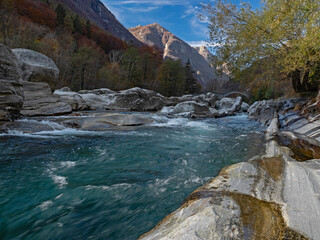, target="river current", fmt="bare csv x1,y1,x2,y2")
0,113,265,239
